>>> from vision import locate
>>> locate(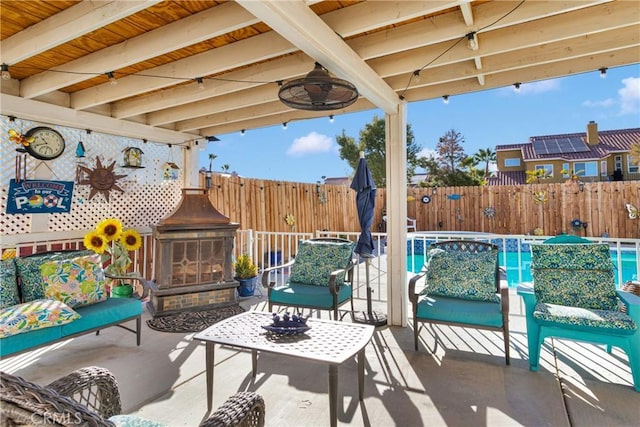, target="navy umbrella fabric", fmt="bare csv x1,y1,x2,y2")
350,155,376,258
350,154,386,325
